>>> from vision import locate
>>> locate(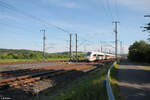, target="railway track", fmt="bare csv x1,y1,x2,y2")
0,60,67,66
0,62,102,77
0,60,114,100
0,61,104,92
